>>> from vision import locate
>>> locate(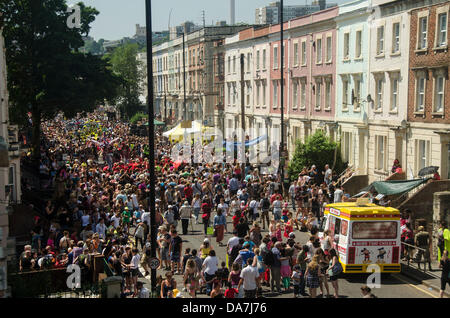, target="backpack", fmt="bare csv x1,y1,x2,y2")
262,198,270,210
263,249,275,266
